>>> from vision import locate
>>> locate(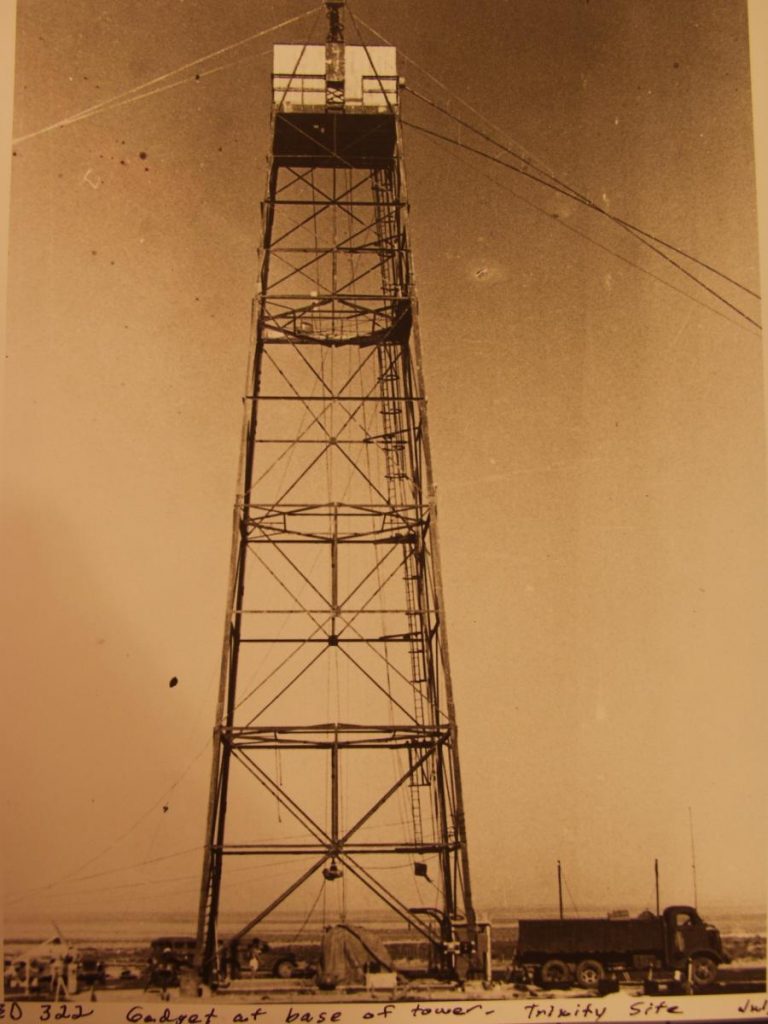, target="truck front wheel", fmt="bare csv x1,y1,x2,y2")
690,955,718,986
273,959,294,979
540,960,570,986
575,960,604,987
